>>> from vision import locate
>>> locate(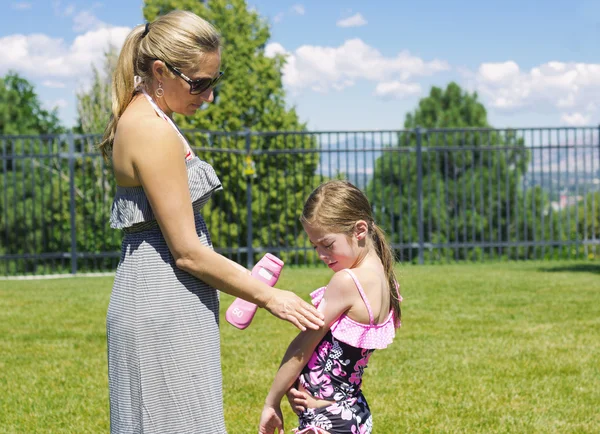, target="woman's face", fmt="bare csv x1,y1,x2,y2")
156,51,222,117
